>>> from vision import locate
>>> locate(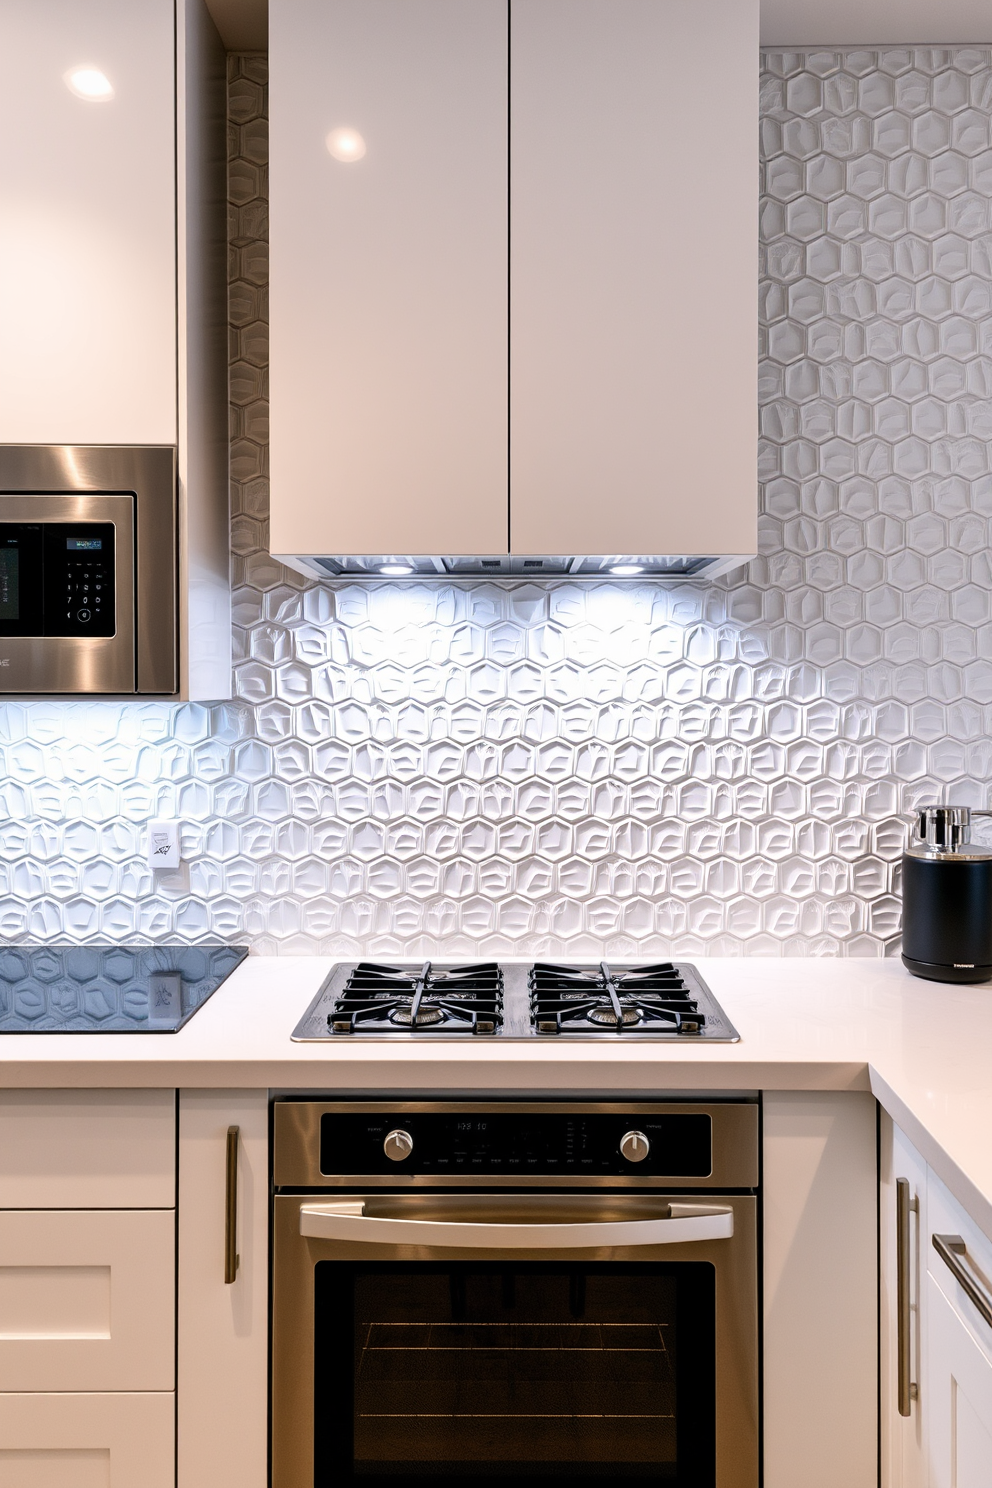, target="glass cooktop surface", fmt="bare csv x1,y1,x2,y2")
0,944,248,1033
